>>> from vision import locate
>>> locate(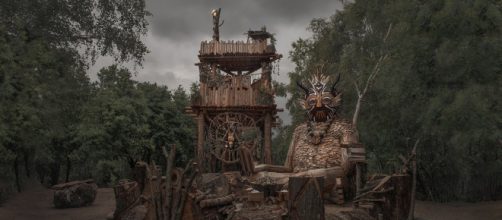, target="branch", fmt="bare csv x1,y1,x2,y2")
352,80,361,97
351,23,393,127
383,23,393,43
